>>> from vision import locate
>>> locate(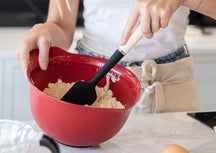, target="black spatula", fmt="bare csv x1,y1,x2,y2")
61,25,143,105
